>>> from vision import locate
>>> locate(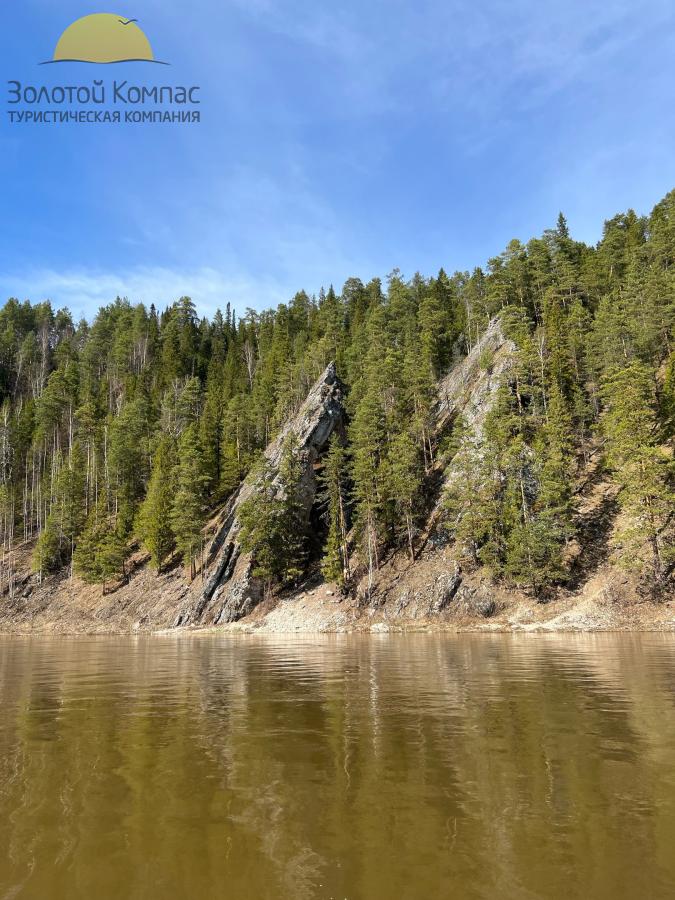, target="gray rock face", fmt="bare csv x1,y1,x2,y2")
422,316,517,545
436,316,516,440
177,362,346,626
455,584,499,618
436,318,516,492
431,565,462,613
